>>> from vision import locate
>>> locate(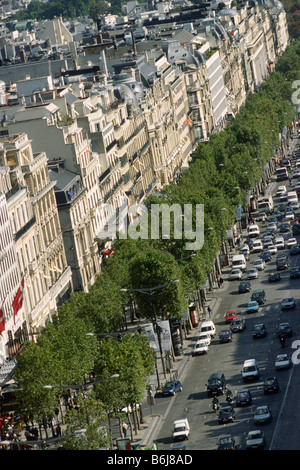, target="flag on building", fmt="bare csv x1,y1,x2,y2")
0,296,6,336
12,277,24,324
